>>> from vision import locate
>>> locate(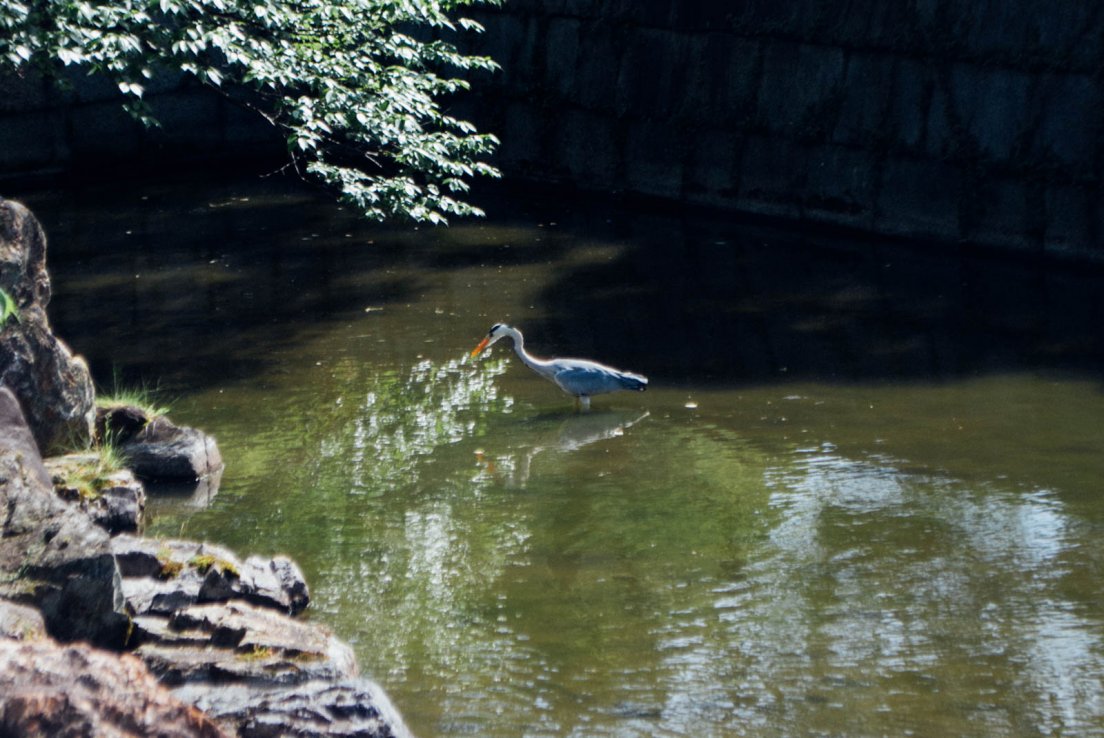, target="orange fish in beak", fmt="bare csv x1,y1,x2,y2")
470,336,491,357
